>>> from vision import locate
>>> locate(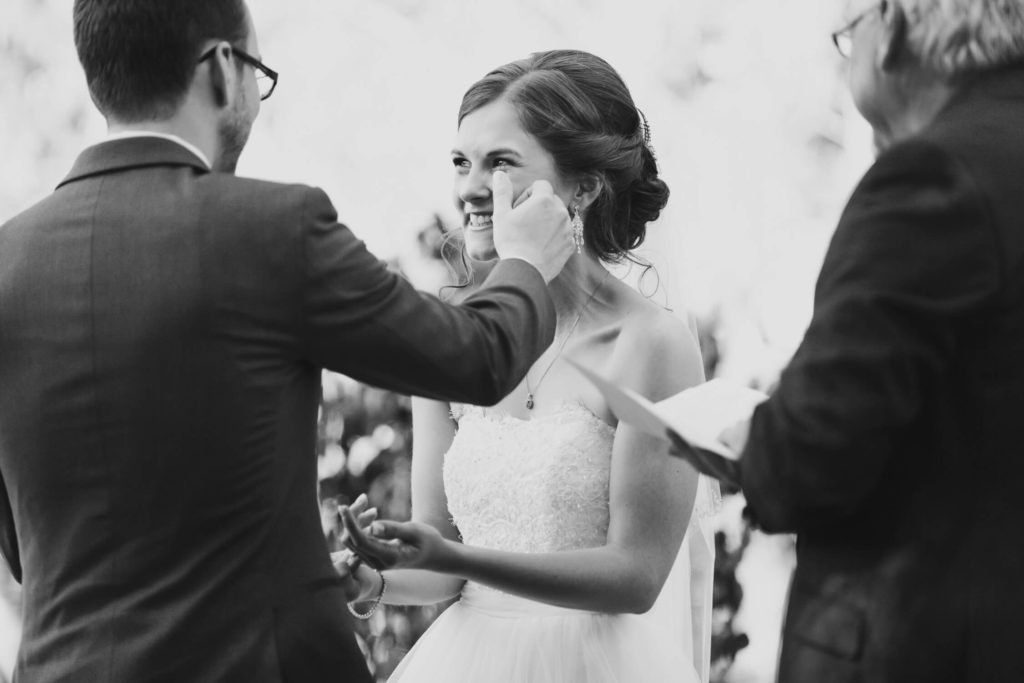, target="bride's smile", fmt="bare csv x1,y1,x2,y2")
465,212,493,231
